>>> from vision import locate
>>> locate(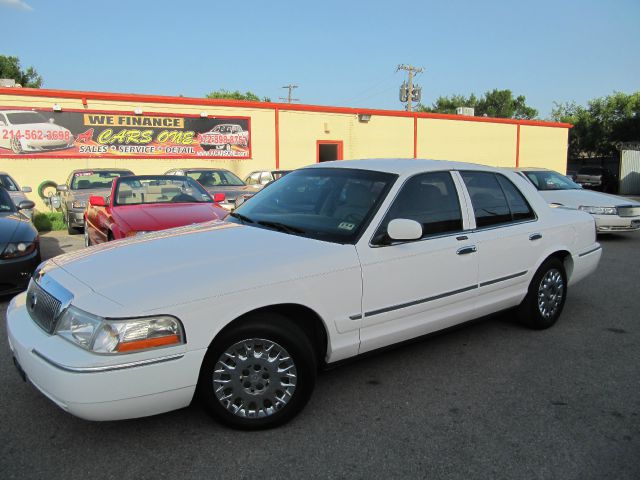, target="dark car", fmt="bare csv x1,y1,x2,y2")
56,169,134,234
0,185,40,296
575,167,617,193
164,168,255,210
